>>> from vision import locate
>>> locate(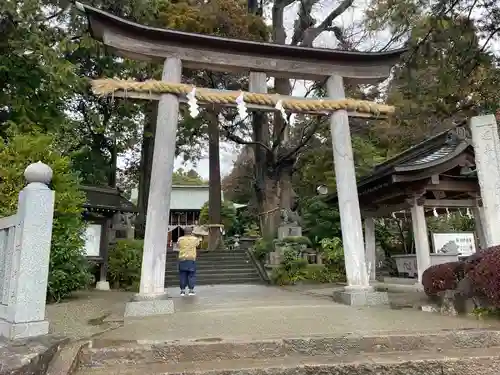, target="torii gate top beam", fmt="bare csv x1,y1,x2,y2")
75,2,406,83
